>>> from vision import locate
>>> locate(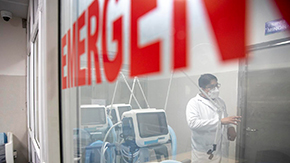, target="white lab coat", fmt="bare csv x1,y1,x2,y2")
186,94,230,163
